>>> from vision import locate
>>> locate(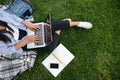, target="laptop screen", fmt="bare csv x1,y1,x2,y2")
44,23,52,45
45,13,51,24
44,14,52,45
